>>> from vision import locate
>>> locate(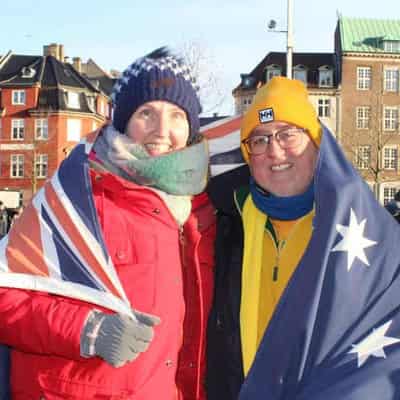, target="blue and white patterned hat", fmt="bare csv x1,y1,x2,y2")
111,47,202,141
